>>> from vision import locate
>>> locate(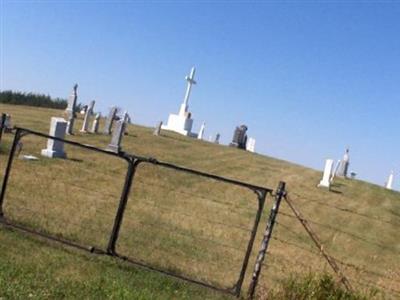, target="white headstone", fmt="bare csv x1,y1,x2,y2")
161,67,197,137
246,137,256,153
198,122,205,140
91,113,101,133
41,117,67,158
80,101,95,133
331,159,341,182
318,159,334,188
386,171,394,190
